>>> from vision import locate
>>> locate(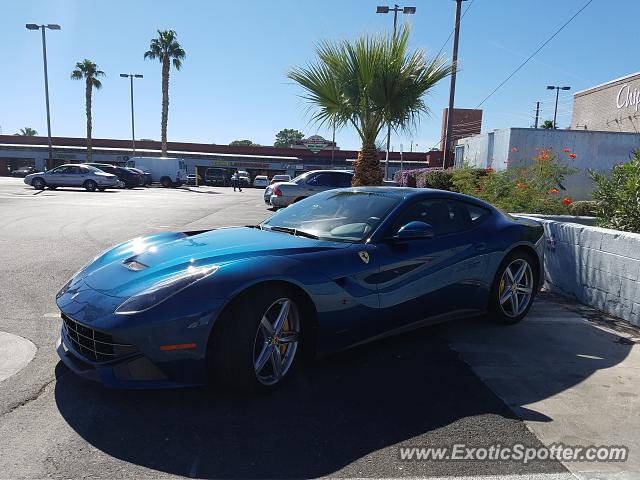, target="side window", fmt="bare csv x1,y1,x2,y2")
391,199,470,236
52,166,70,174
461,202,491,226
67,166,82,174
335,173,353,188
306,173,333,186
